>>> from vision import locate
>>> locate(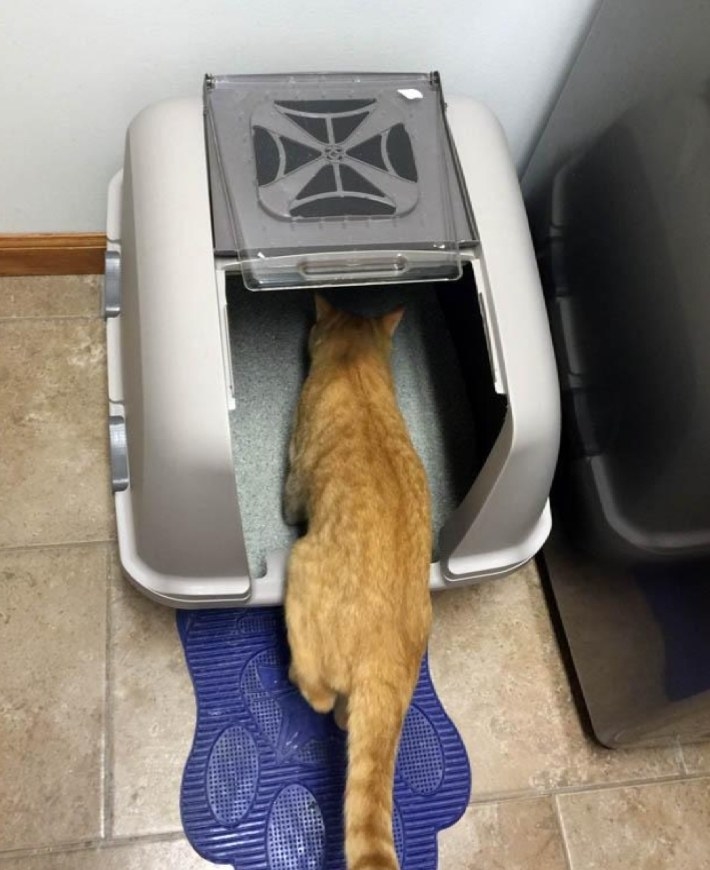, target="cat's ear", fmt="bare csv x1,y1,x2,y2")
381,306,405,336
314,294,335,321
